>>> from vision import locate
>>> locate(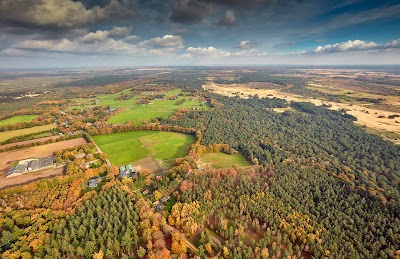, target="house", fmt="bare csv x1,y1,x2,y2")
119,164,136,178
27,160,39,171
88,176,100,188
142,189,149,195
